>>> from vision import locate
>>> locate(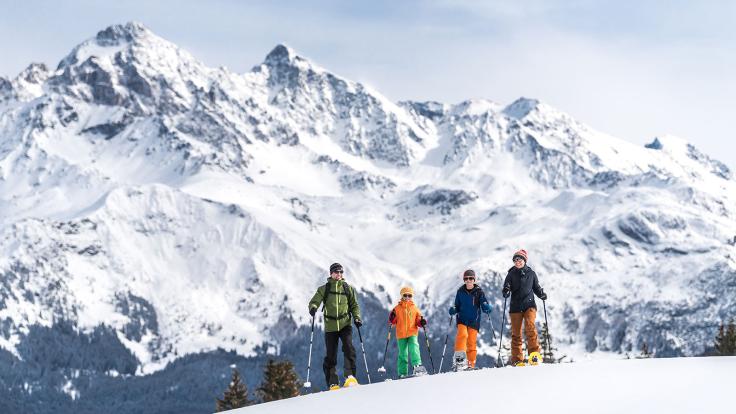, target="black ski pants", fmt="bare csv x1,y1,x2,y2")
323,325,356,386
